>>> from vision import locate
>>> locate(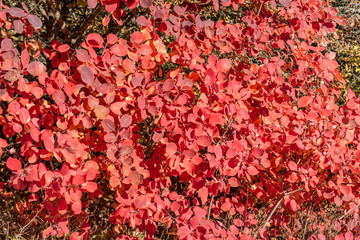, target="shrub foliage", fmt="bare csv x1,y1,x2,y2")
0,0,359,239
